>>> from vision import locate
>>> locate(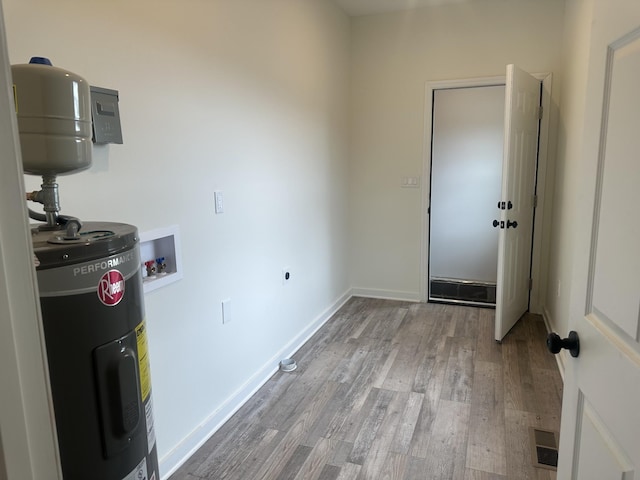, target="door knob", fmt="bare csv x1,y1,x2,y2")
492,220,500,228
546,331,580,358
507,220,518,229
